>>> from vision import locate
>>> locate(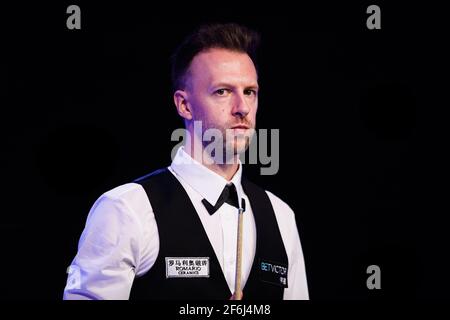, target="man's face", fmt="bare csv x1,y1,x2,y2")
184,48,259,157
